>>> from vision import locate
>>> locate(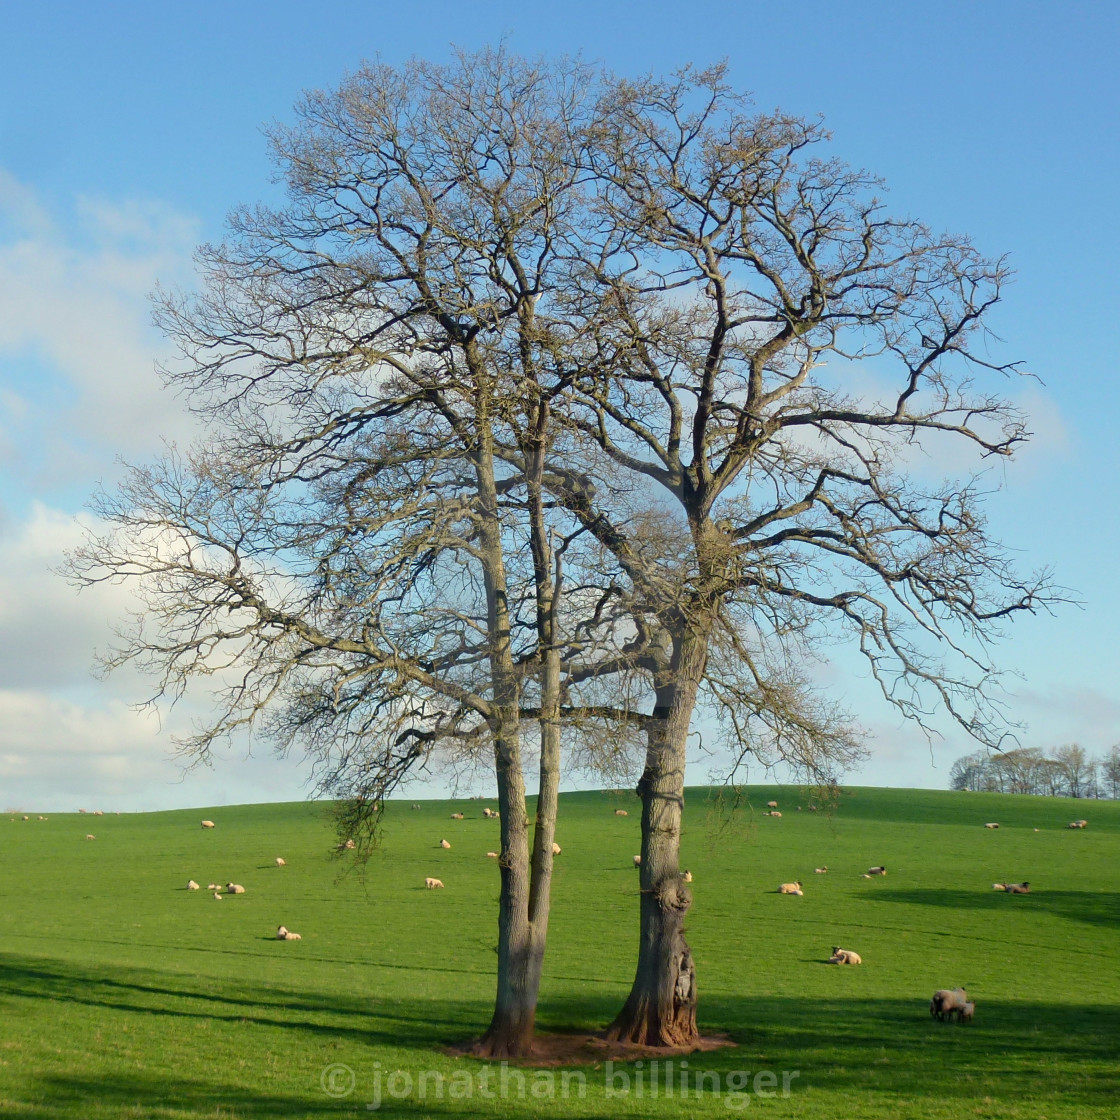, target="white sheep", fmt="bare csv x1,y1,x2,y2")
425,877,445,889
682,870,693,882
450,812,465,820
633,855,642,867
275,857,286,867
930,987,968,1021
486,851,499,858
767,800,779,809
201,820,215,829
440,839,451,849
207,883,220,891
226,883,246,894
85,834,96,840
614,809,629,816
482,808,494,818
337,838,356,851
777,881,803,895
984,822,999,829
829,946,862,965
187,880,200,891
958,1001,975,1023
93,810,104,816
551,842,562,855
1068,819,1088,829
814,867,828,874
213,891,222,900
992,882,1007,891
277,925,302,940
